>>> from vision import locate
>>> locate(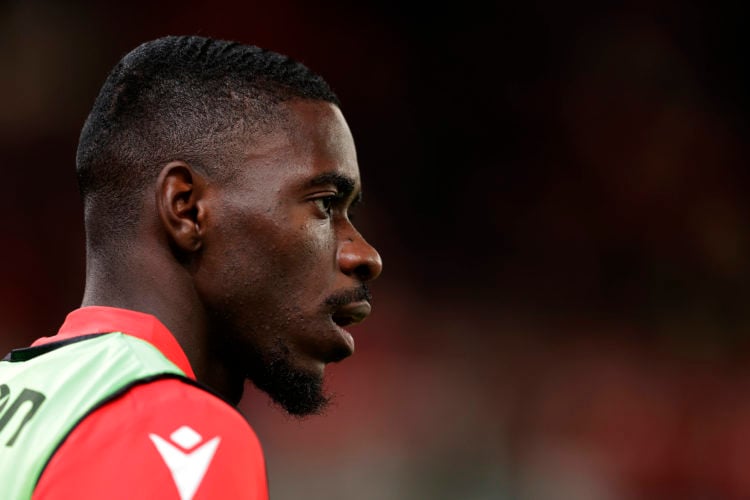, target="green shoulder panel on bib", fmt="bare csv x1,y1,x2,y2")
0,333,187,499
